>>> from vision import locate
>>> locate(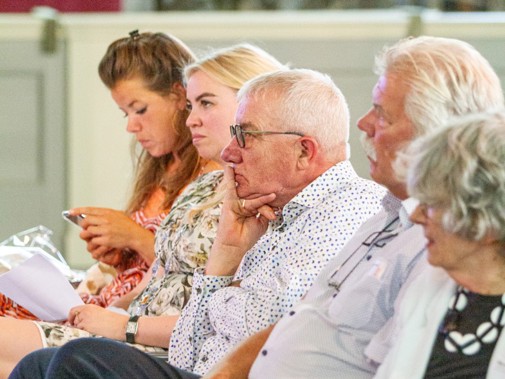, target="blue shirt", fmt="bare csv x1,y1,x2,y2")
249,194,426,379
